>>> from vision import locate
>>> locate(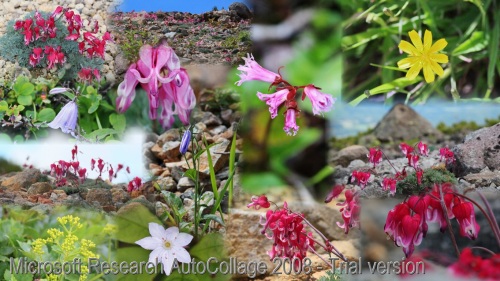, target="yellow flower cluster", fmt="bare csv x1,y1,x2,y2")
80,239,99,260
57,215,83,230
31,238,45,256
